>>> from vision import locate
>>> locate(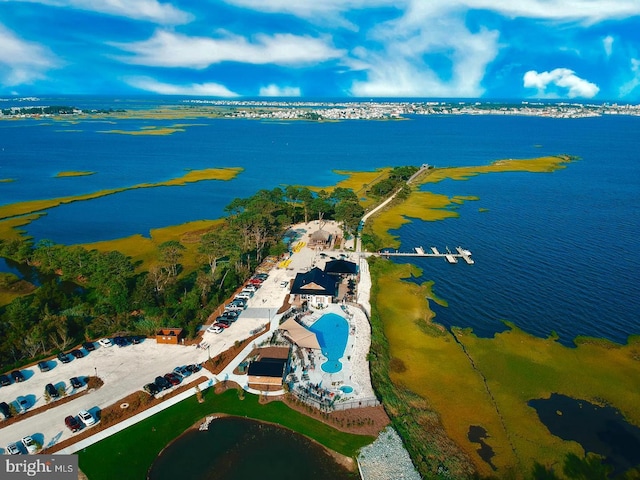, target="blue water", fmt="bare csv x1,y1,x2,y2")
308,313,349,373
1,100,639,345
340,385,354,394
